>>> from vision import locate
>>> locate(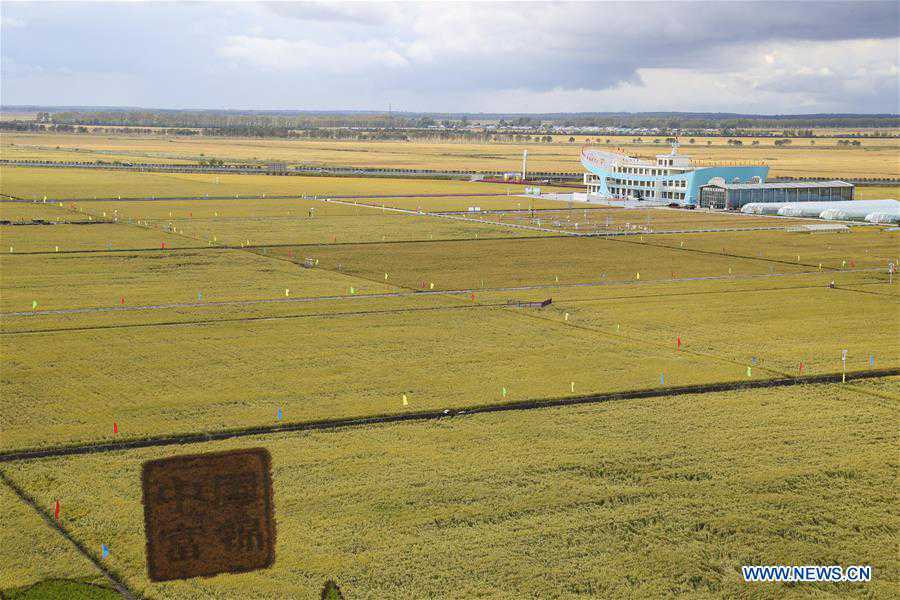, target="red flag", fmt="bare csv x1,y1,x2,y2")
120,297,125,305
54,500,60,521
677,336,681,350
799,362,804,375
113,422,118,434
